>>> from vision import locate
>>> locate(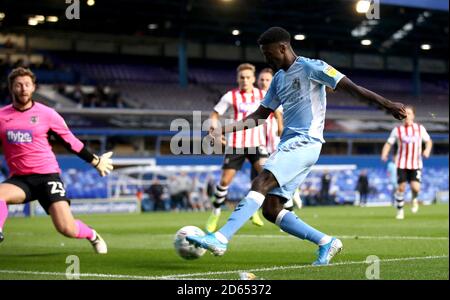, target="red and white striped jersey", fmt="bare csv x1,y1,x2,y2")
214,88,265,149
387,123,431,170
263,108,282,154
